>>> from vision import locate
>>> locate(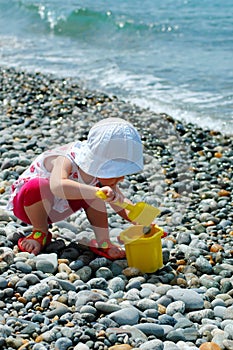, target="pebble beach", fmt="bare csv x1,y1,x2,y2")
0,67,232,350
